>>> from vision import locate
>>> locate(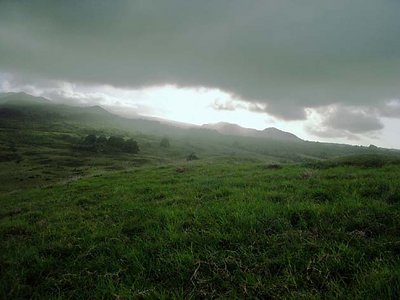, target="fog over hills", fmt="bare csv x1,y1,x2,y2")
3,92,399,154
0,92,52,105
0,92,301,141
